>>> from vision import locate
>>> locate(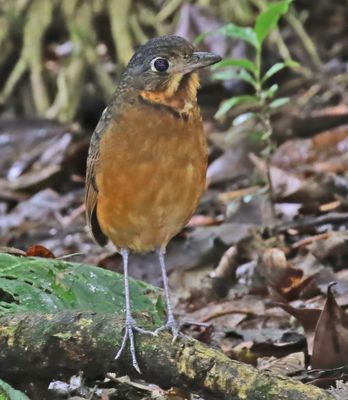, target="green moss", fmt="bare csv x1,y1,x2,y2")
78,318,93,329
246,372,334,400
52,332,73,341
0,325,16,347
